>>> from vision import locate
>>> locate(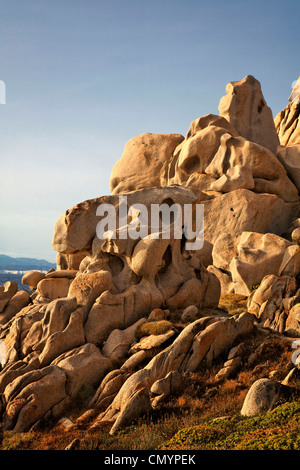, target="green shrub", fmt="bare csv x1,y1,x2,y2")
159,401,300,450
